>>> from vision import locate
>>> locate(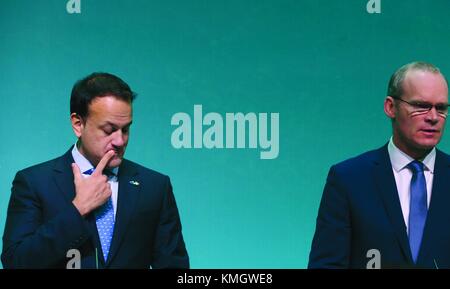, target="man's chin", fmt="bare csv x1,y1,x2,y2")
415,140,439,152
108,157,123,168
